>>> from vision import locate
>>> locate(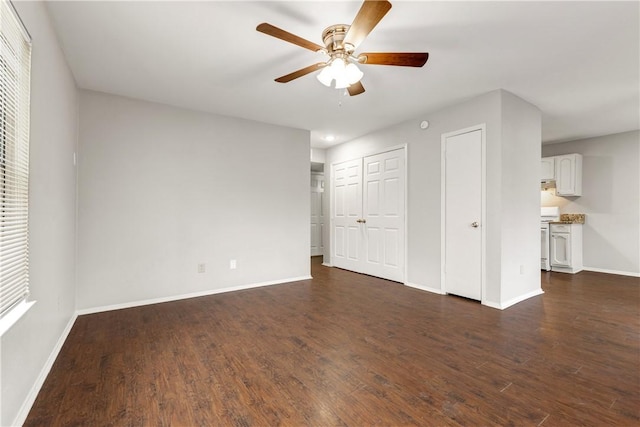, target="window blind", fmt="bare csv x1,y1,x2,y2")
0,0,31,317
